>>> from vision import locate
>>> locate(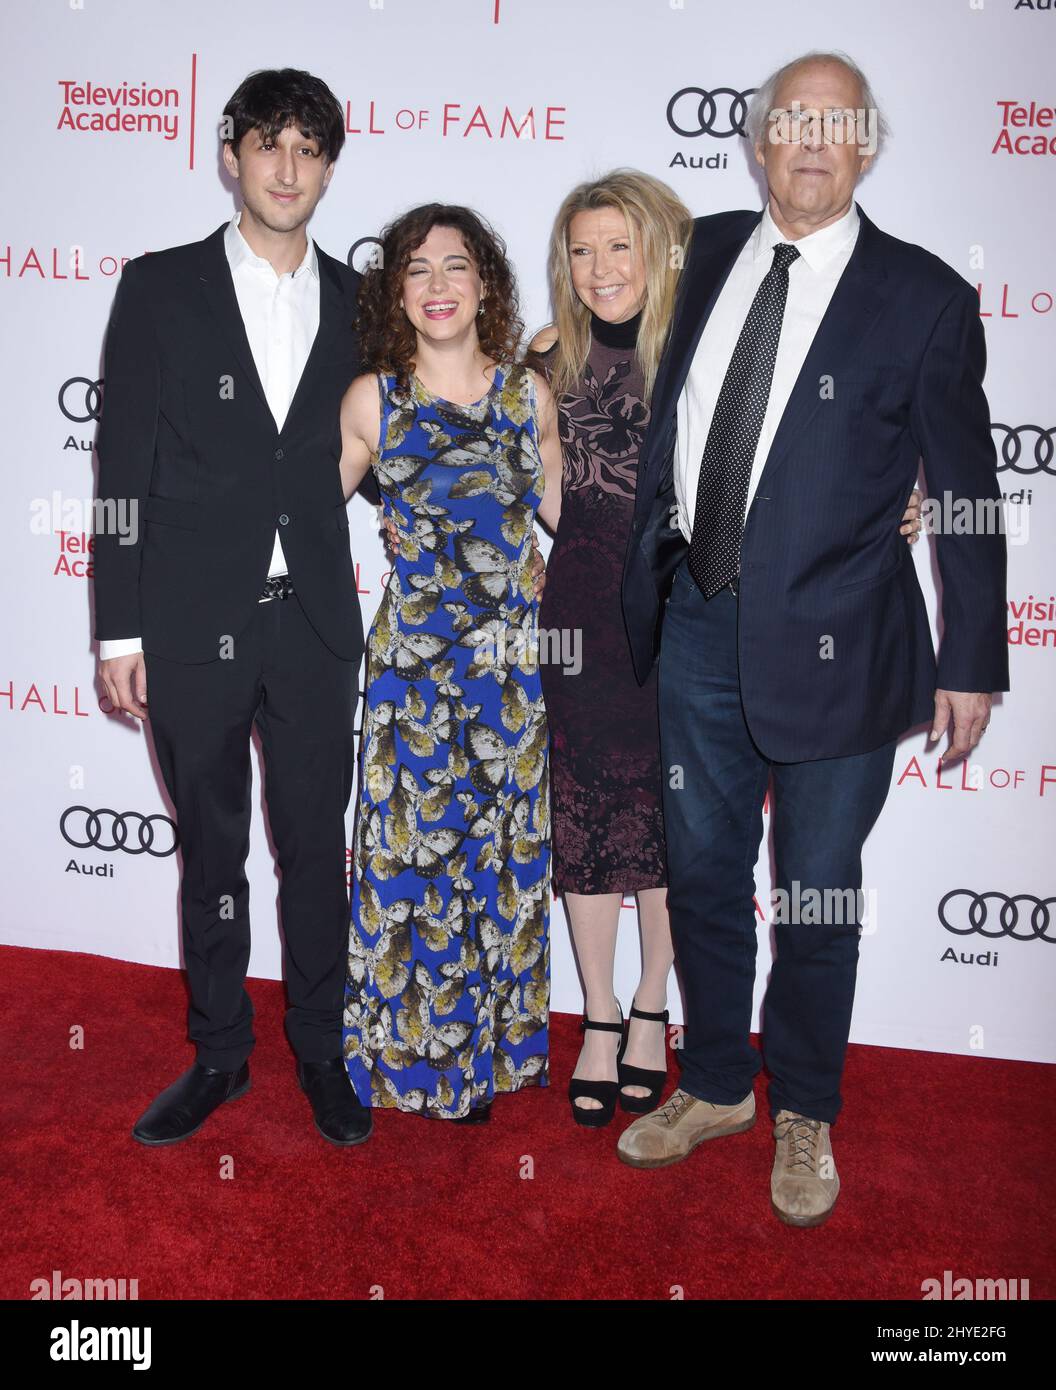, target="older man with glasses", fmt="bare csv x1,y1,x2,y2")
619,50,1008,1225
